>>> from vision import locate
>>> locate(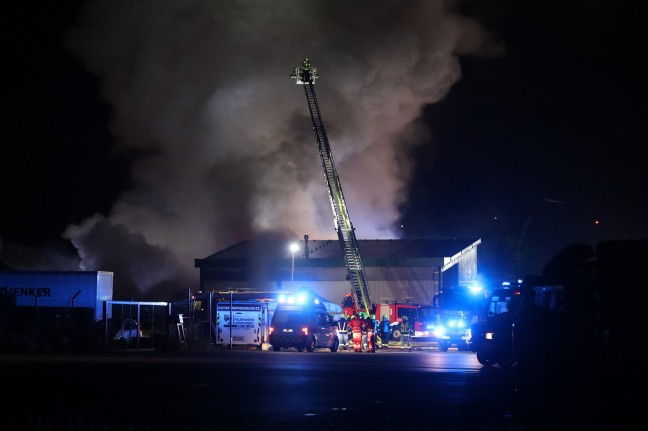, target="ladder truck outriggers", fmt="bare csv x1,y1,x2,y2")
291,57,371,316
